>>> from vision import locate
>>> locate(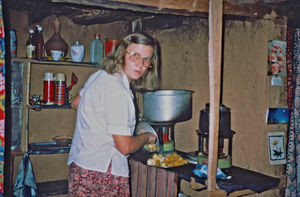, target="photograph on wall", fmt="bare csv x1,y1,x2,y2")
267,40,287,77
266,108,290,124
268,132,286,165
